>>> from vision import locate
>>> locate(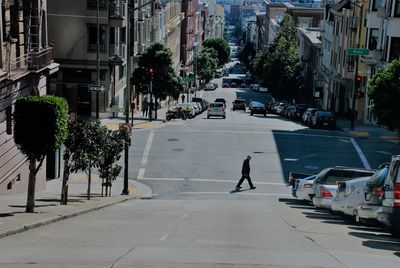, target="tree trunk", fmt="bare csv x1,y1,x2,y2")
87,168,91,200
60,157,70,205
26,159,37,213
